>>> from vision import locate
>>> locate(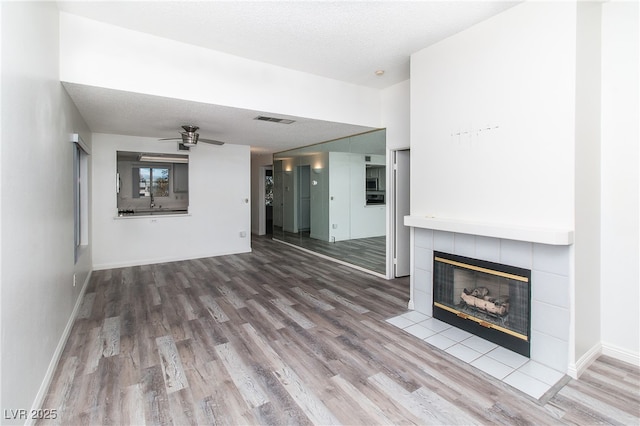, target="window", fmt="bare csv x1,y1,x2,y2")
72,134,90,262
116,151,189,215
138,167,170,198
